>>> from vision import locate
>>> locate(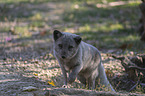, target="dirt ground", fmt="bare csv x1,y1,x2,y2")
0,1,145,96
0,26,143,96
